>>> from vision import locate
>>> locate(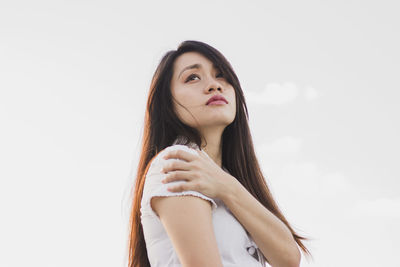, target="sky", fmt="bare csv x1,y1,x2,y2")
0,0,399,266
